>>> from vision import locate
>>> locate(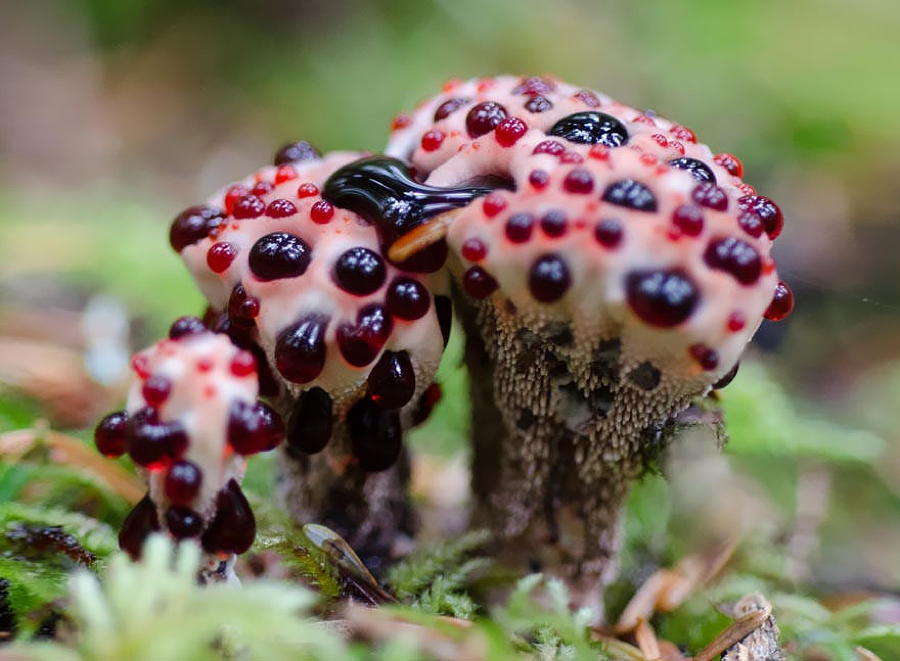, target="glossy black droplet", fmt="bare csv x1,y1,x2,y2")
165,506,204,539
201,479,256,555
127,408,188,467
119,494,160,559
528,254,571,303
368,351,415,409
713,362,740,390
385,277,430,320
548,112,629,147
703,236,762,285
275,314,329,383
346,398,403,472
668,157,716,183
286,387,333,455
336,304,392,367
322,156,498,270
95,410,129,457
228,400,284,455
168,316,207,340
169,205,224,252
